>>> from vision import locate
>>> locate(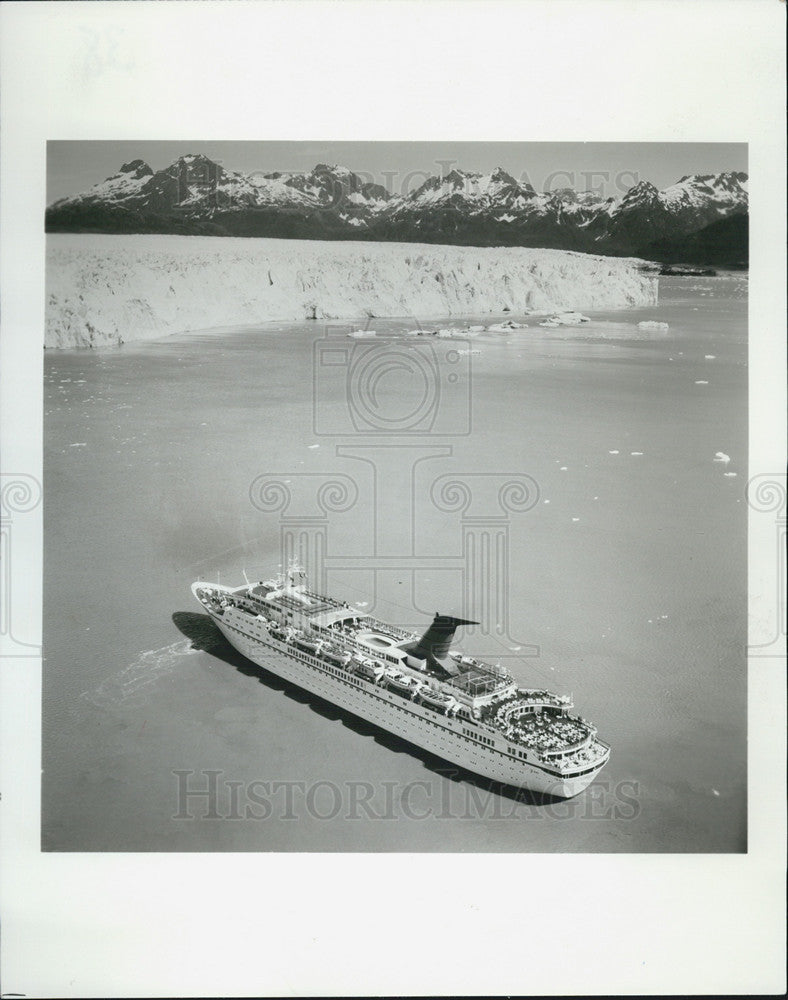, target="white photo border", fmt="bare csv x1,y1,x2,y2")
1,1,785,996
